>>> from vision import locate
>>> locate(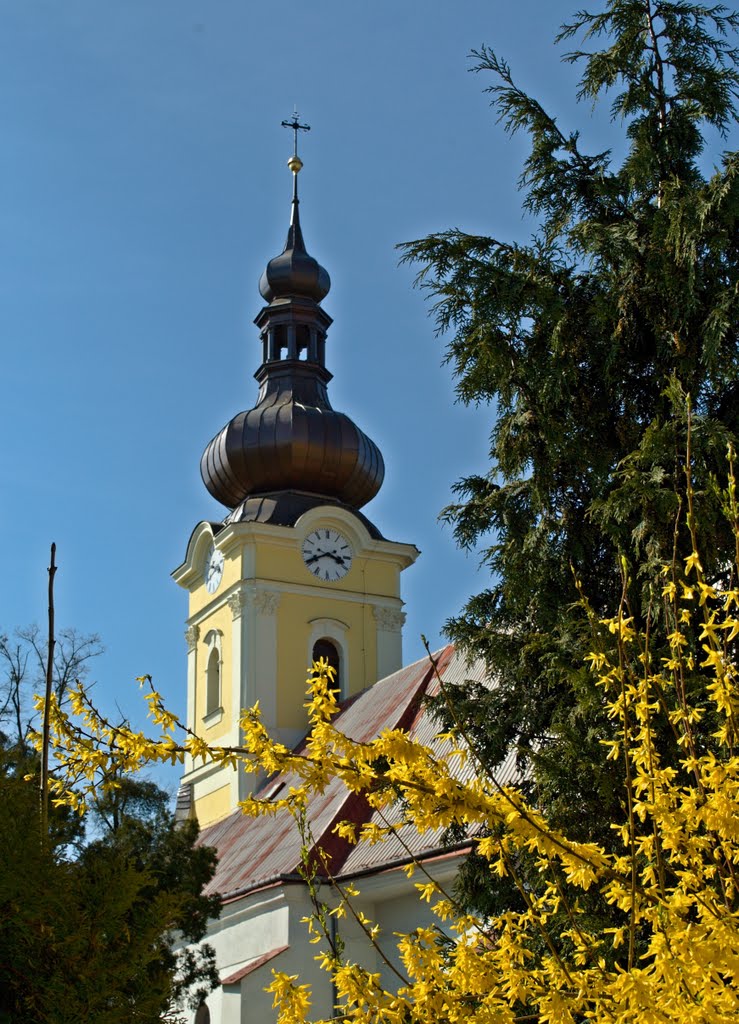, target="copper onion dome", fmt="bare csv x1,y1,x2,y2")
200,144,384,525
